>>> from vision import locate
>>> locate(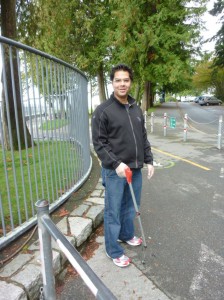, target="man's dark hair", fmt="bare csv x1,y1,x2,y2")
110,64,133,81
